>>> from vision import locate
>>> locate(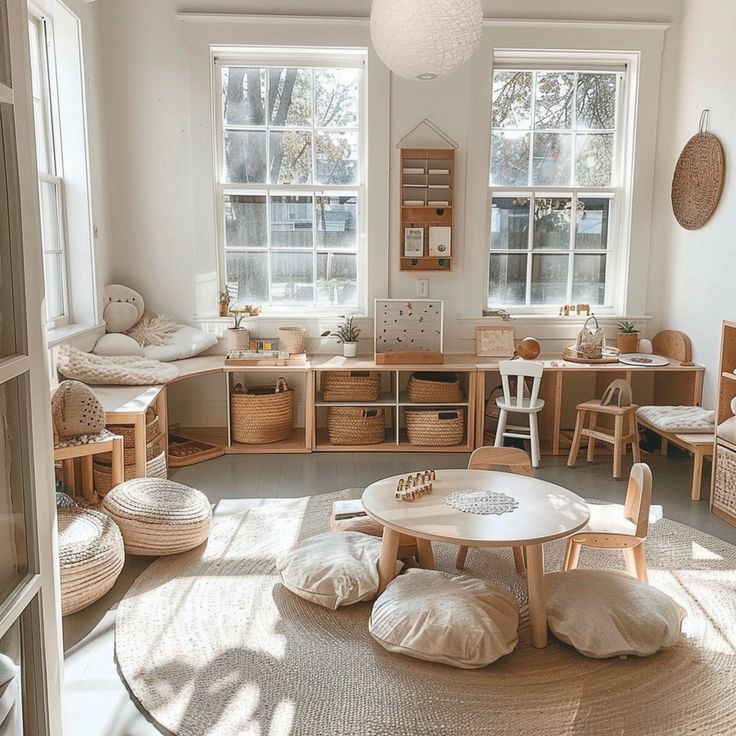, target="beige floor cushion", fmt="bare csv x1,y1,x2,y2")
369,568,519,668
545,569,686,658
637,405,715,433
277,531,399,609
